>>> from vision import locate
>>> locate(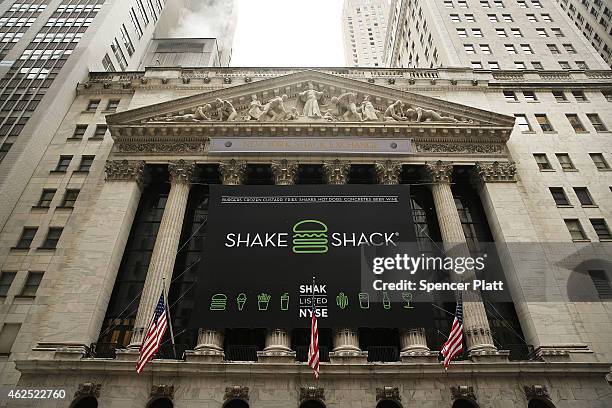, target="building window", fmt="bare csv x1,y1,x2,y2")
520,44,533,54
576,61,588,69
0,272,16,296
71,125,87,139
129,7,144,38
465,14,475,22
555,153,575,170
0,143,12,162
77,155,95,172
106,100,120,111
120,24,135,56
515,114,532,131
551,27,564,37
444,0,454,8
61,189,79,208
37,189,56,208
496,28,507,37
0,323,21,356
566,114,588,132
533,153,552,170
93,125,107,139
54,155,72,172
590,153,610,170
549,187,570,206
527,13,538,22
588,270,612,299
111,37,128,70
40,227,62,249
535,114,554,131
586,114,606,131
480,44,491,54
536,28,548,37
559,61,571,69
86,100,100,111
489,61,500,69
572,91,588,102
564,219,587,241
505,44,516,54
547,44,560,54
450,14,461,22
504,91,518,101
590,219,611,240
457,28,468,37
488,14,499,22
531,61,543,69
494,0,504,7
464,44,476,54
15,227,37,249
574,187,595,206
602,91,612,102
472,28,483,37
20,272,43,297
563,44,576,53
102,53,115,72
523,91,537,101
517,0,528,8
471,61,483,69
512,28,523,37
514,61,526,69
552,91,567,102
502,13,513,21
